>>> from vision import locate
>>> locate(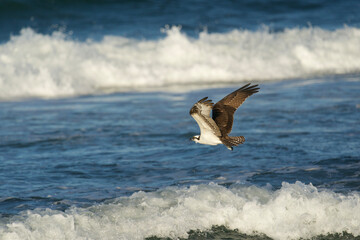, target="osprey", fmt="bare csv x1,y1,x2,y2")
190,83,259,150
